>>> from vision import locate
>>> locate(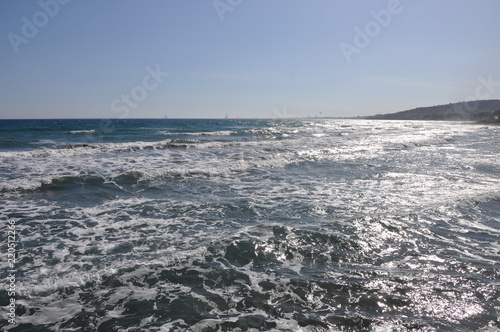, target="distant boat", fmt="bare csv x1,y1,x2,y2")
164,114,168,119
224,113,228,120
